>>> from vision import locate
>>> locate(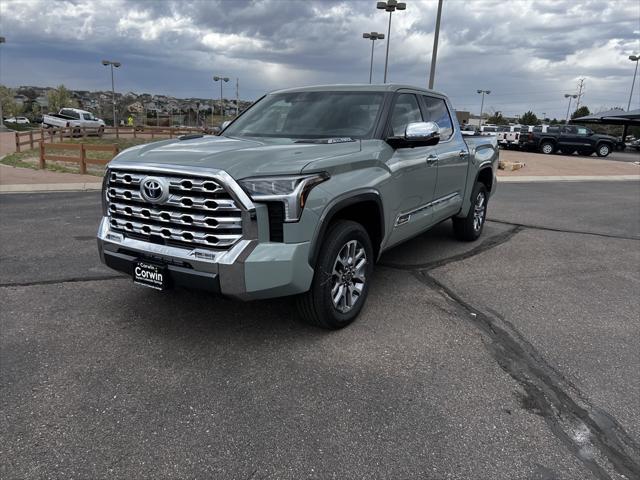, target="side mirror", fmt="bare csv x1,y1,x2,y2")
388,121,440,148
221,120,231,130
405,121,440,143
